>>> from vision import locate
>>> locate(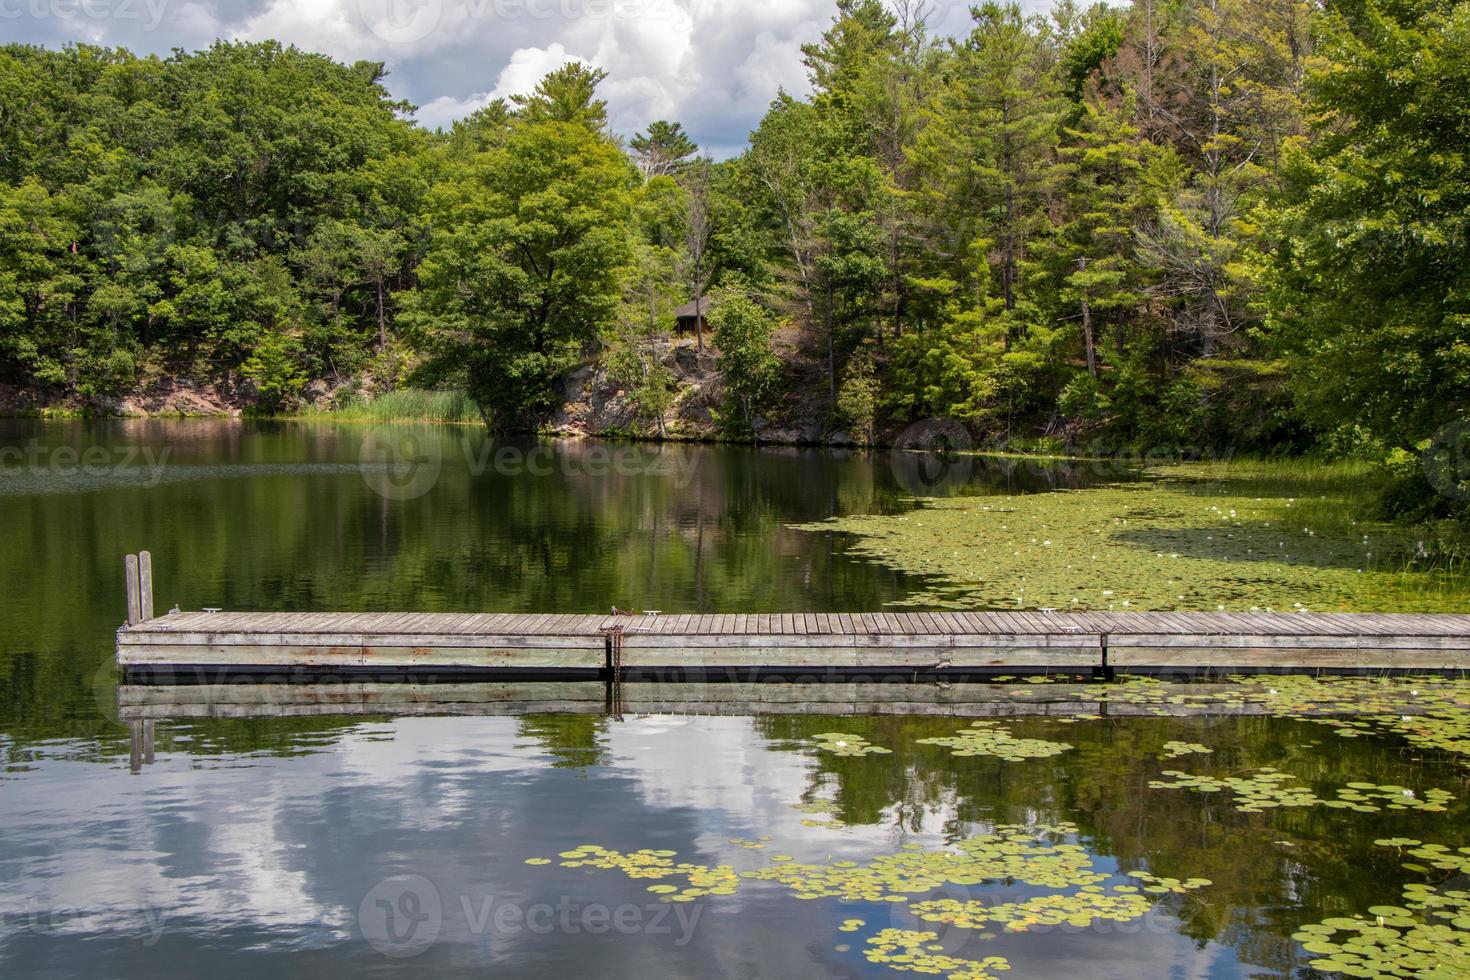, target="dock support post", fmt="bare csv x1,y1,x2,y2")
138,550,153,622
124,554,141,626
1092,632,1115,682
